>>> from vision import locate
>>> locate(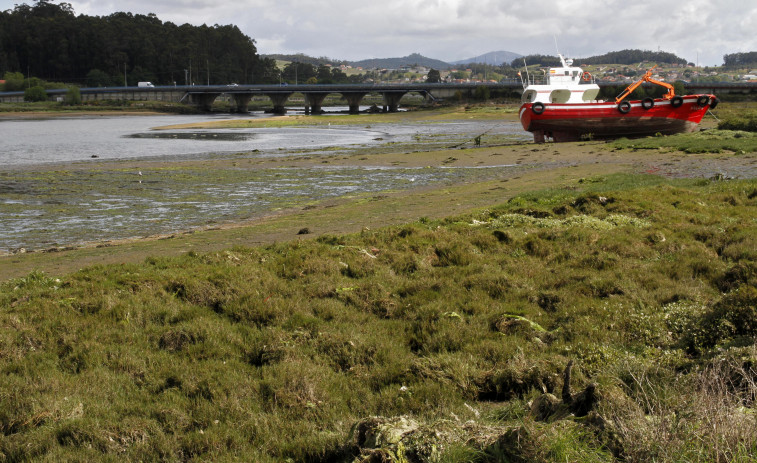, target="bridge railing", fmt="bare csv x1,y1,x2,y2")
1,81,755,101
